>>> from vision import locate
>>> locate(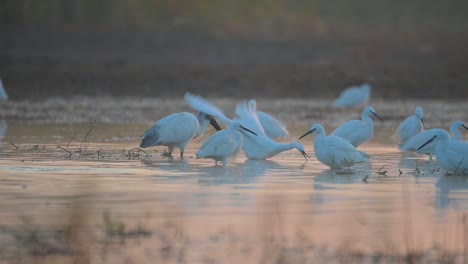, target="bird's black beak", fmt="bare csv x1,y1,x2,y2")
371,111,383,121
240,125,258,136
421,118,425,129
209,116,222,131
299,128,316,139
463,124,468,130
417,135,437,151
